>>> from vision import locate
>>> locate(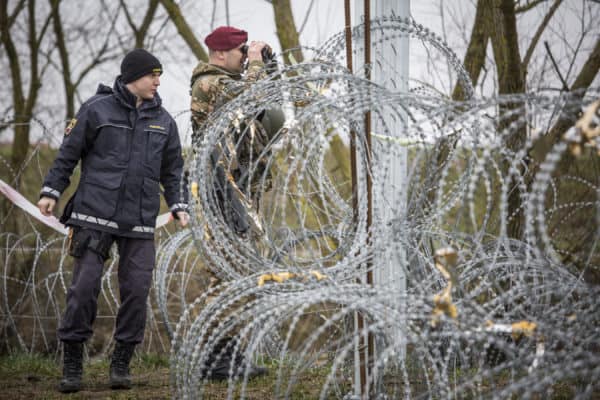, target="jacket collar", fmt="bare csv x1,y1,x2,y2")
109,76,162,111
190,61,241,86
